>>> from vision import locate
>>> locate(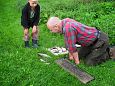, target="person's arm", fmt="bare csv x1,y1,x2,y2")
69,52,79,64
33,5,40,26
69,52,74,60
21,7,29,28
64,22,79,64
